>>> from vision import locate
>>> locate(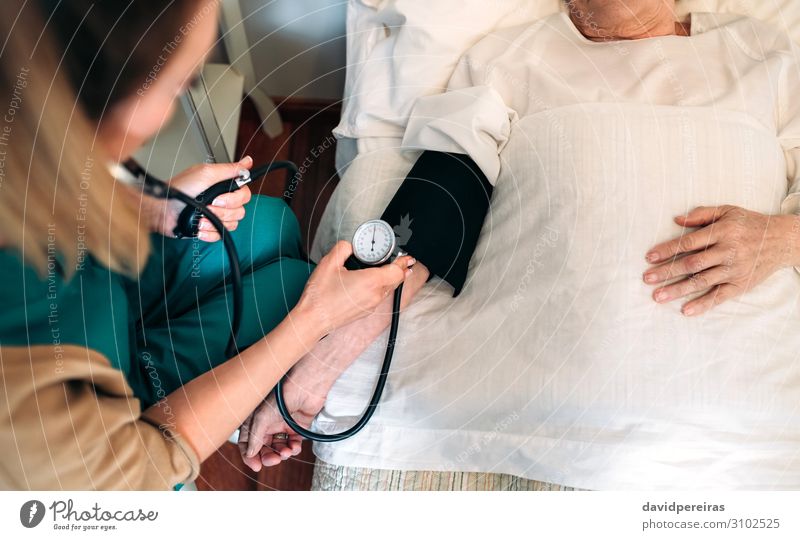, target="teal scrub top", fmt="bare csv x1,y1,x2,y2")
0,195,312,407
